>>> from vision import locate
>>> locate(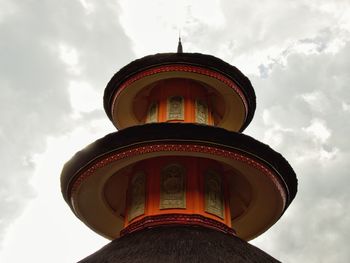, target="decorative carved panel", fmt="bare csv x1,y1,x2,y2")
195,99,208,124
167,96,184,120
205,170,224,219
128,172,146,221
146,102,158,123
160,163,186,209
